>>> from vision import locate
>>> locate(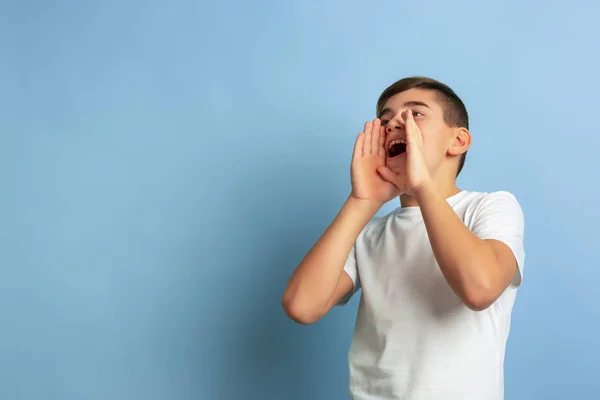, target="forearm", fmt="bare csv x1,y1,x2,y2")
415,184,500,309
282,196,378,320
